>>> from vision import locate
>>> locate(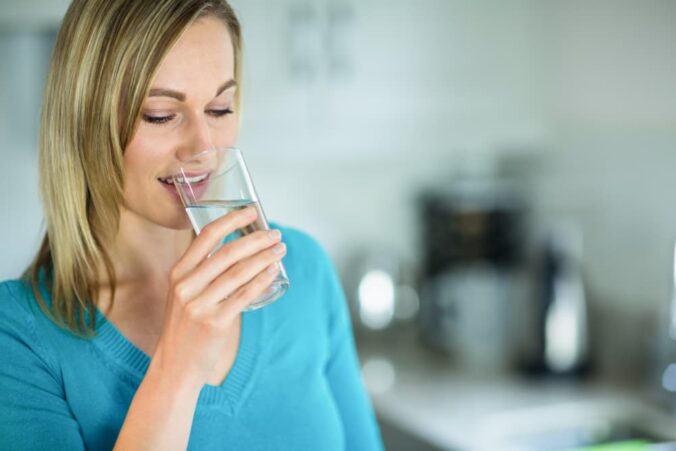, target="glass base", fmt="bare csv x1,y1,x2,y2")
244,279,290,311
